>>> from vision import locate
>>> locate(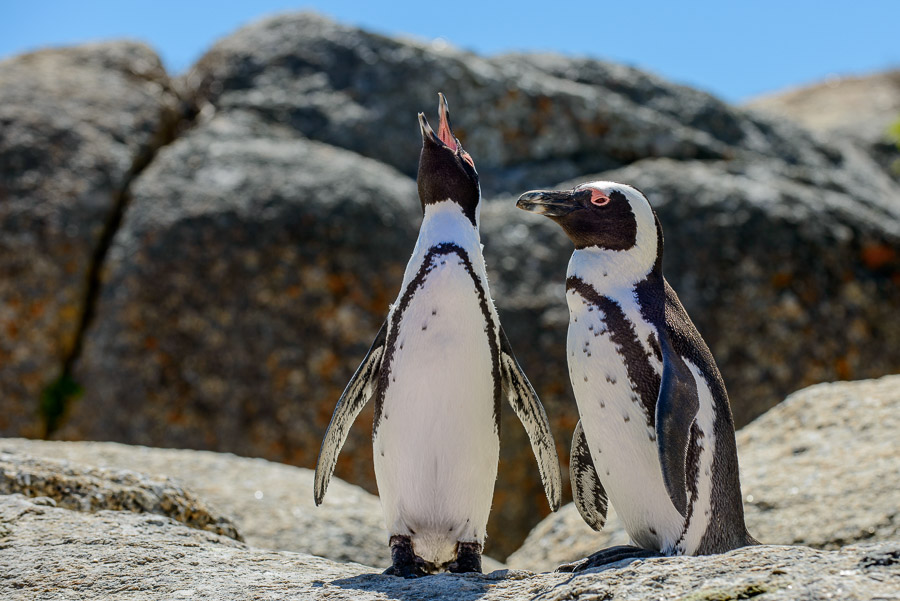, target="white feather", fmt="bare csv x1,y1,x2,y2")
567,287,684,553
374,200,499,567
